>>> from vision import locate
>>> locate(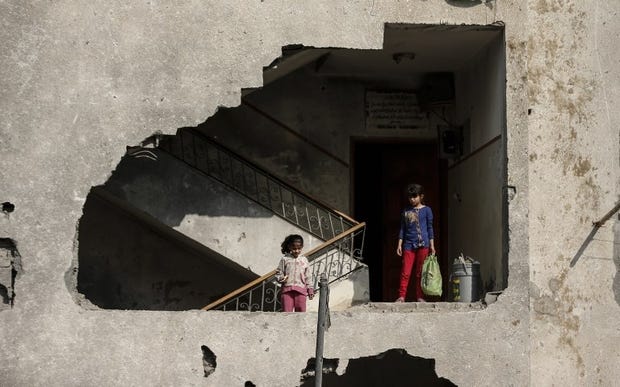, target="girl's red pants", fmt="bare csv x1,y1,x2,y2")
398,247,429,300
281,290,307,312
